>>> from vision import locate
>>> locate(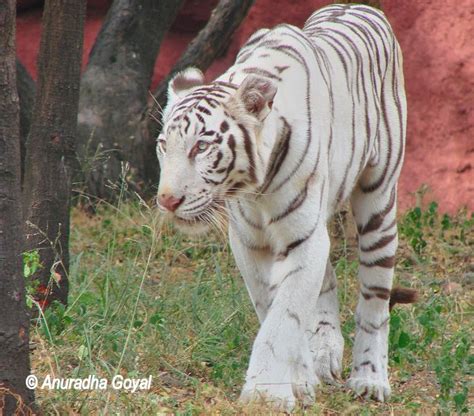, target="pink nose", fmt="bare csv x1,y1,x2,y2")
158,194,184,212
